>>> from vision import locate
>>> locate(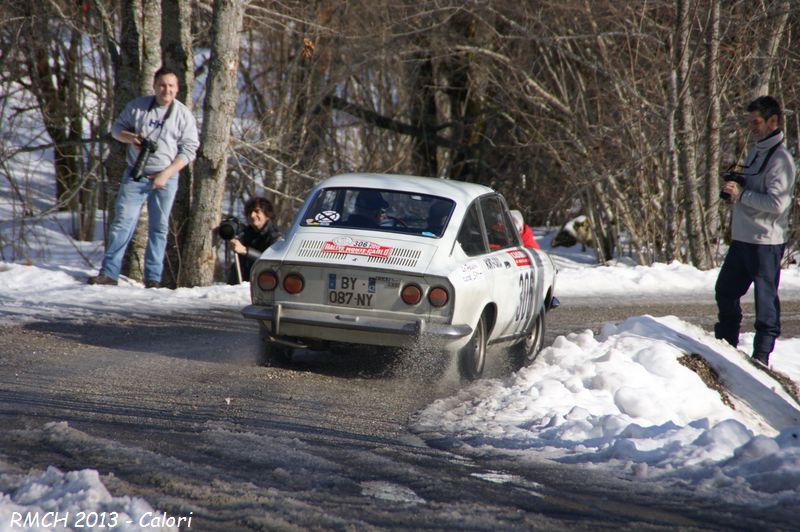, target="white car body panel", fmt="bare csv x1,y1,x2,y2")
242,173,557,361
